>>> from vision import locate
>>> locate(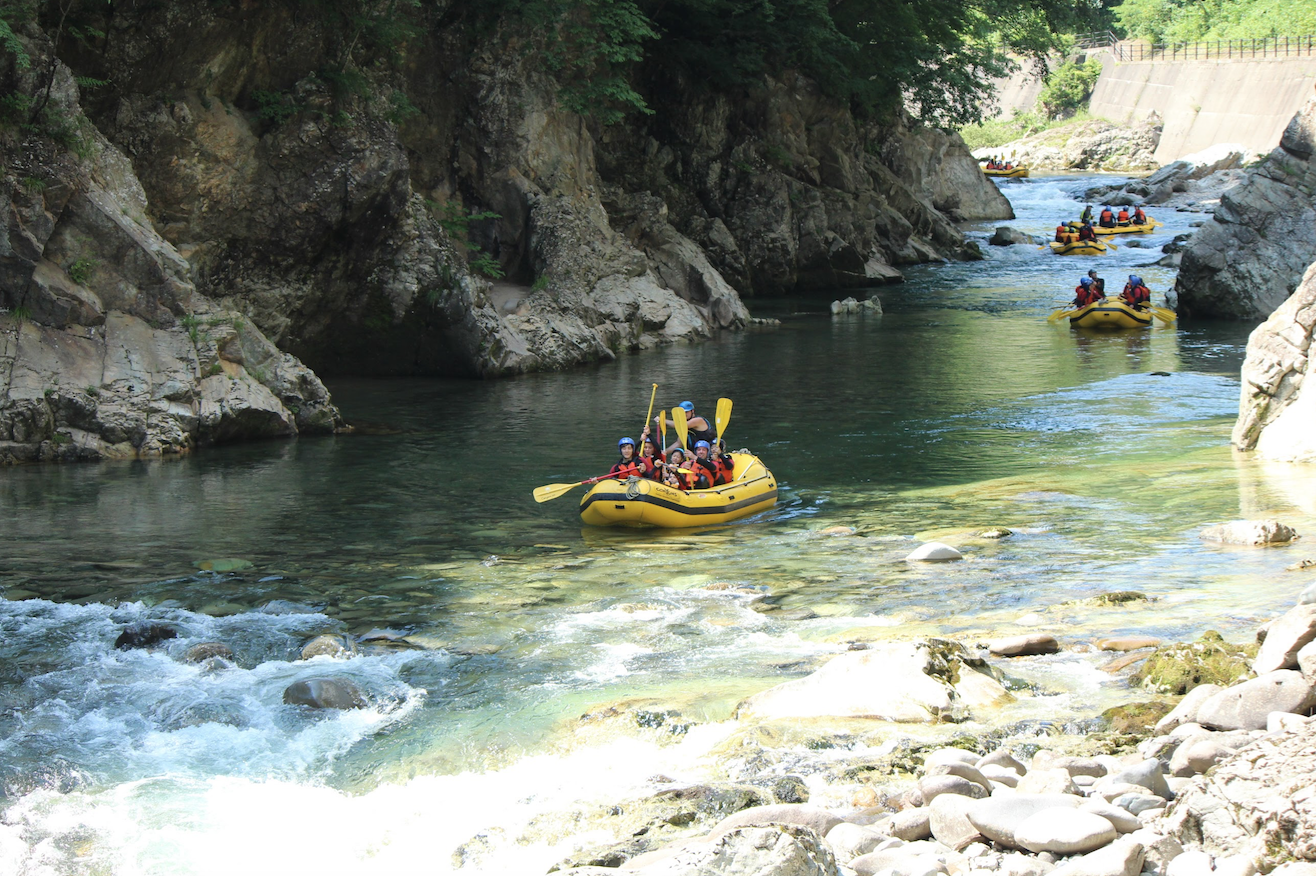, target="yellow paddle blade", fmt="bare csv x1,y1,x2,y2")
1105,242,1118,250
672,406,689,449
533,481,584,503
715,398,732,443
1151,306,1177,324
1047,308,1079,322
